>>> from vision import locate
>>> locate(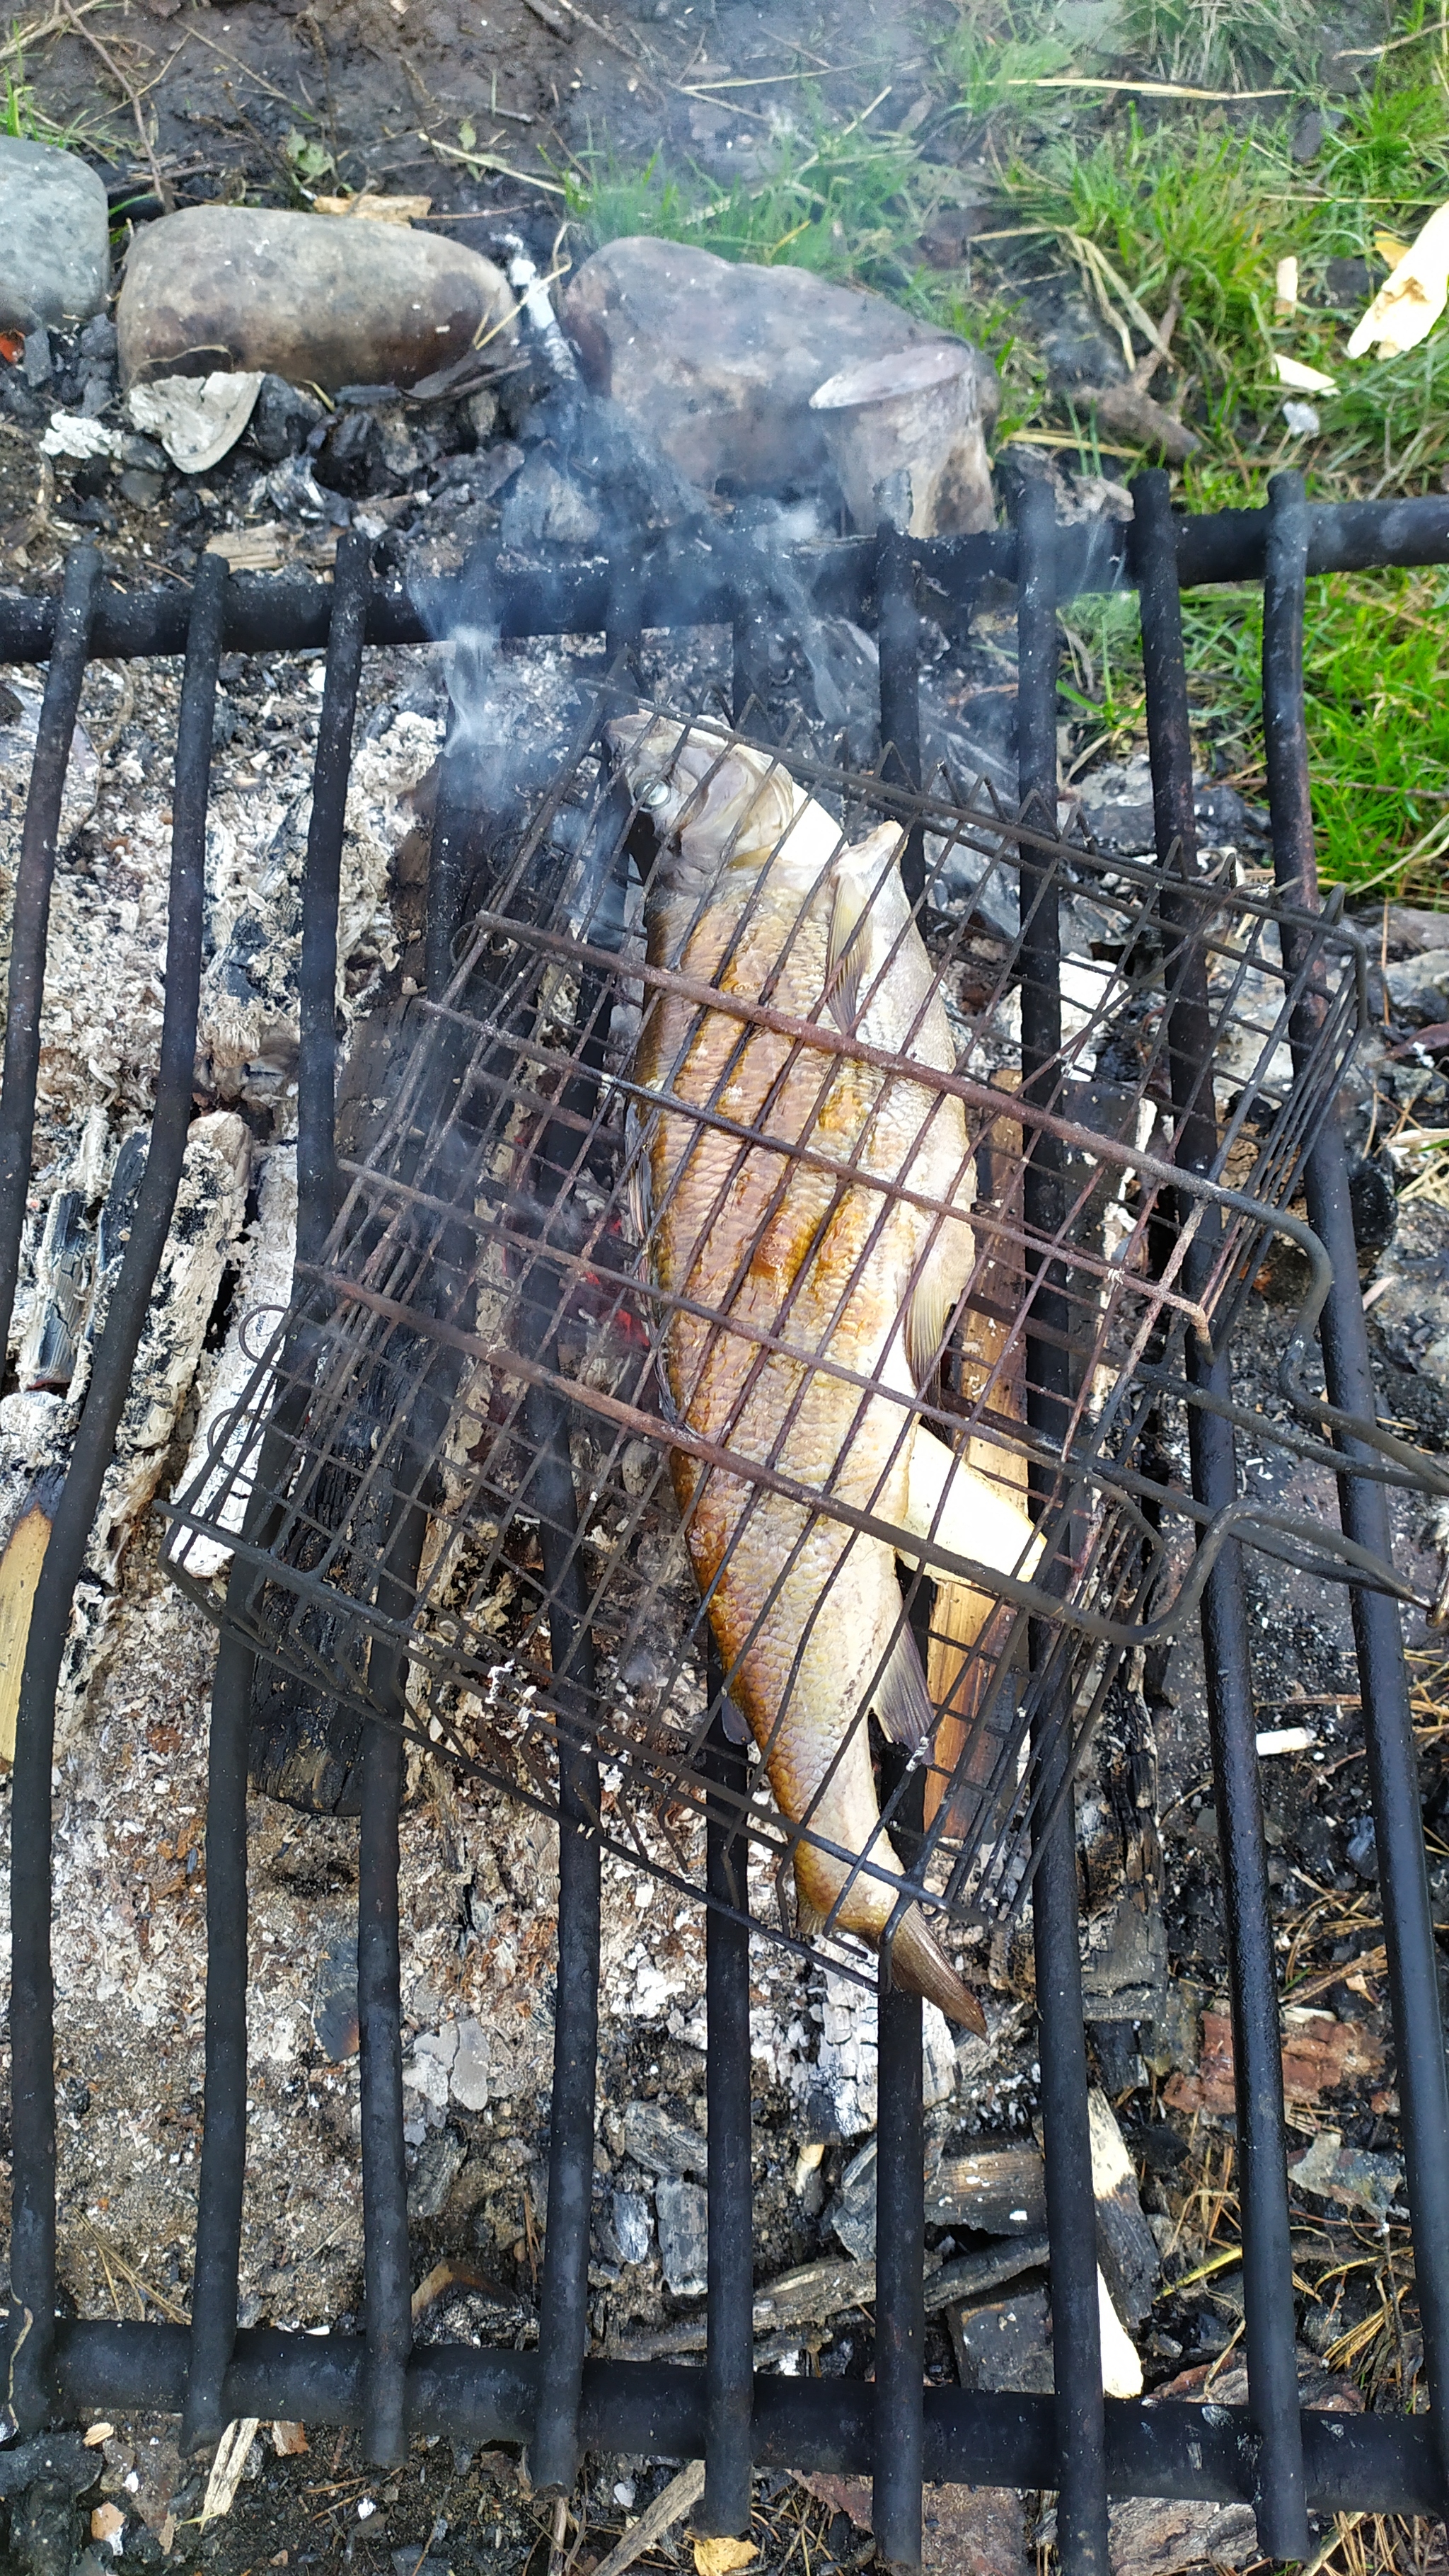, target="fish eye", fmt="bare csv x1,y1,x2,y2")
639,777,671,810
